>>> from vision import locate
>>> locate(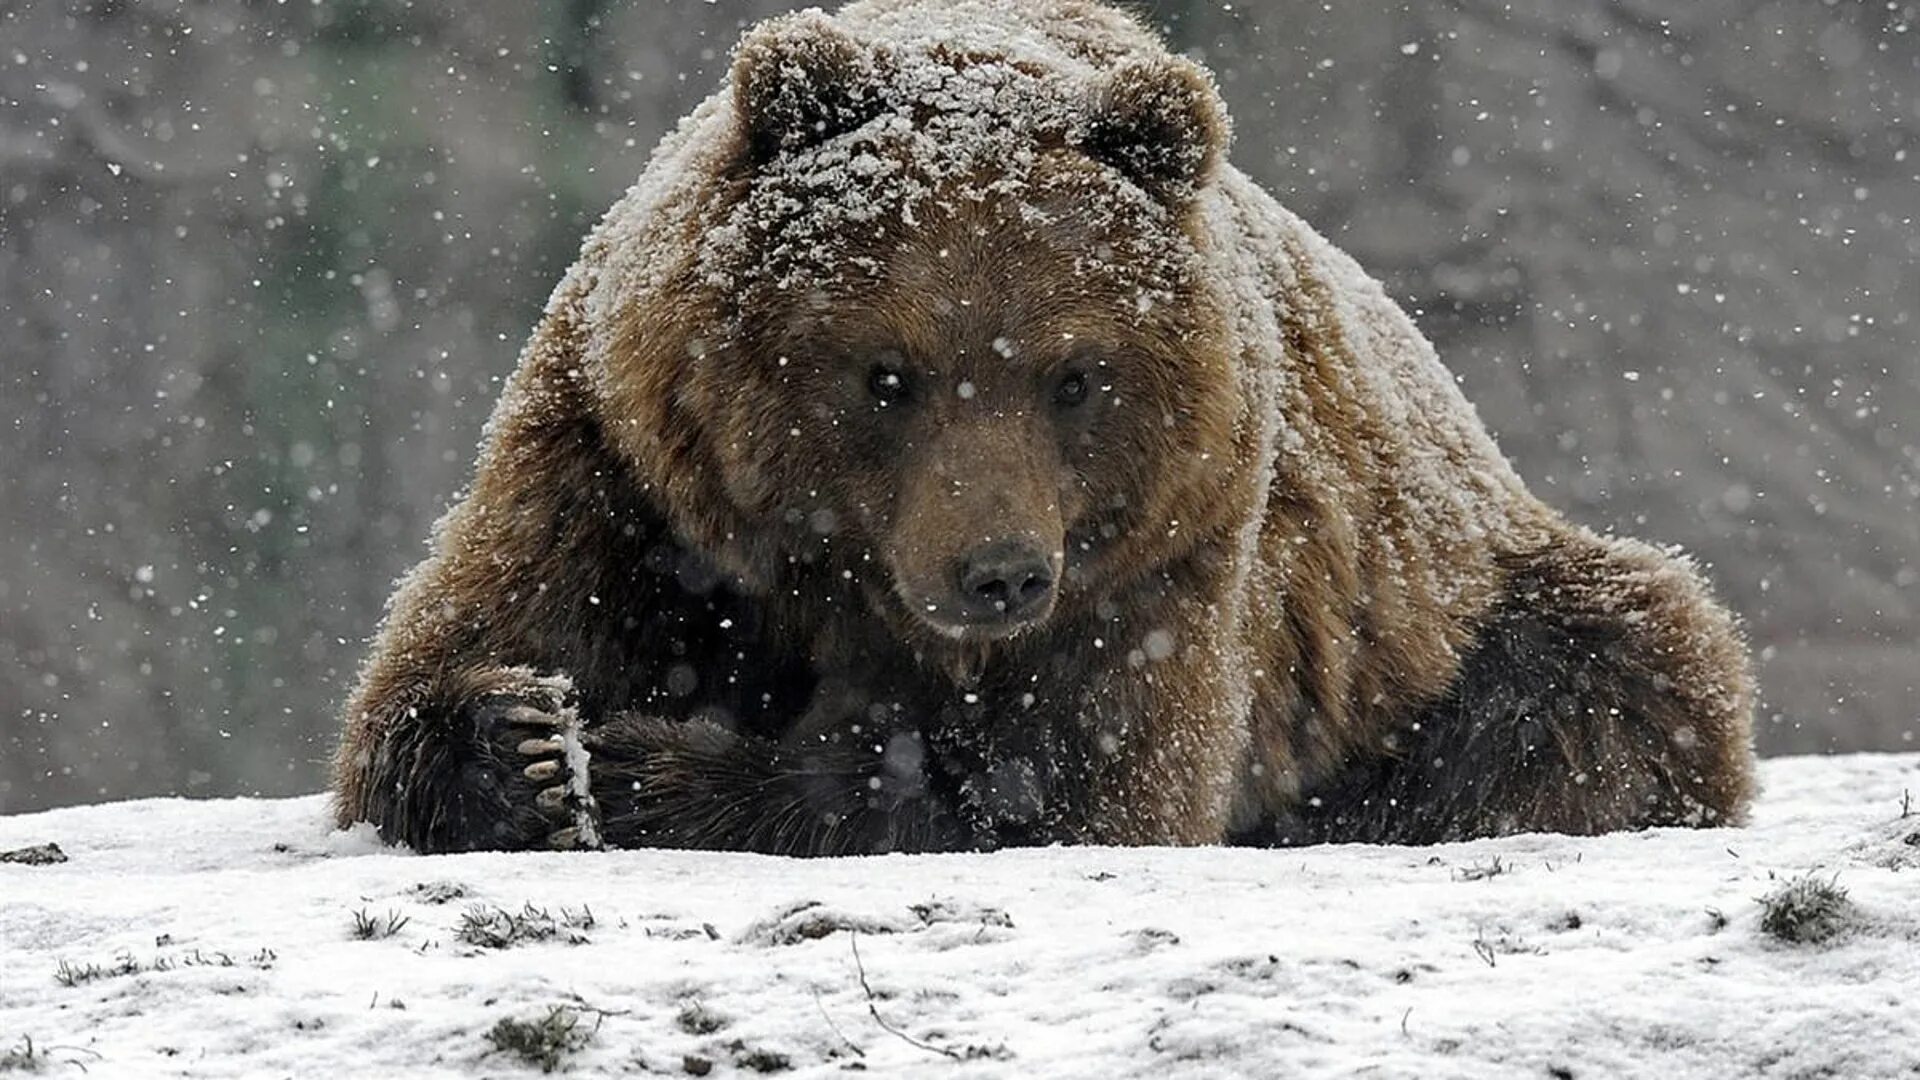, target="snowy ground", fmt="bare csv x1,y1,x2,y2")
3,755,1918,1079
